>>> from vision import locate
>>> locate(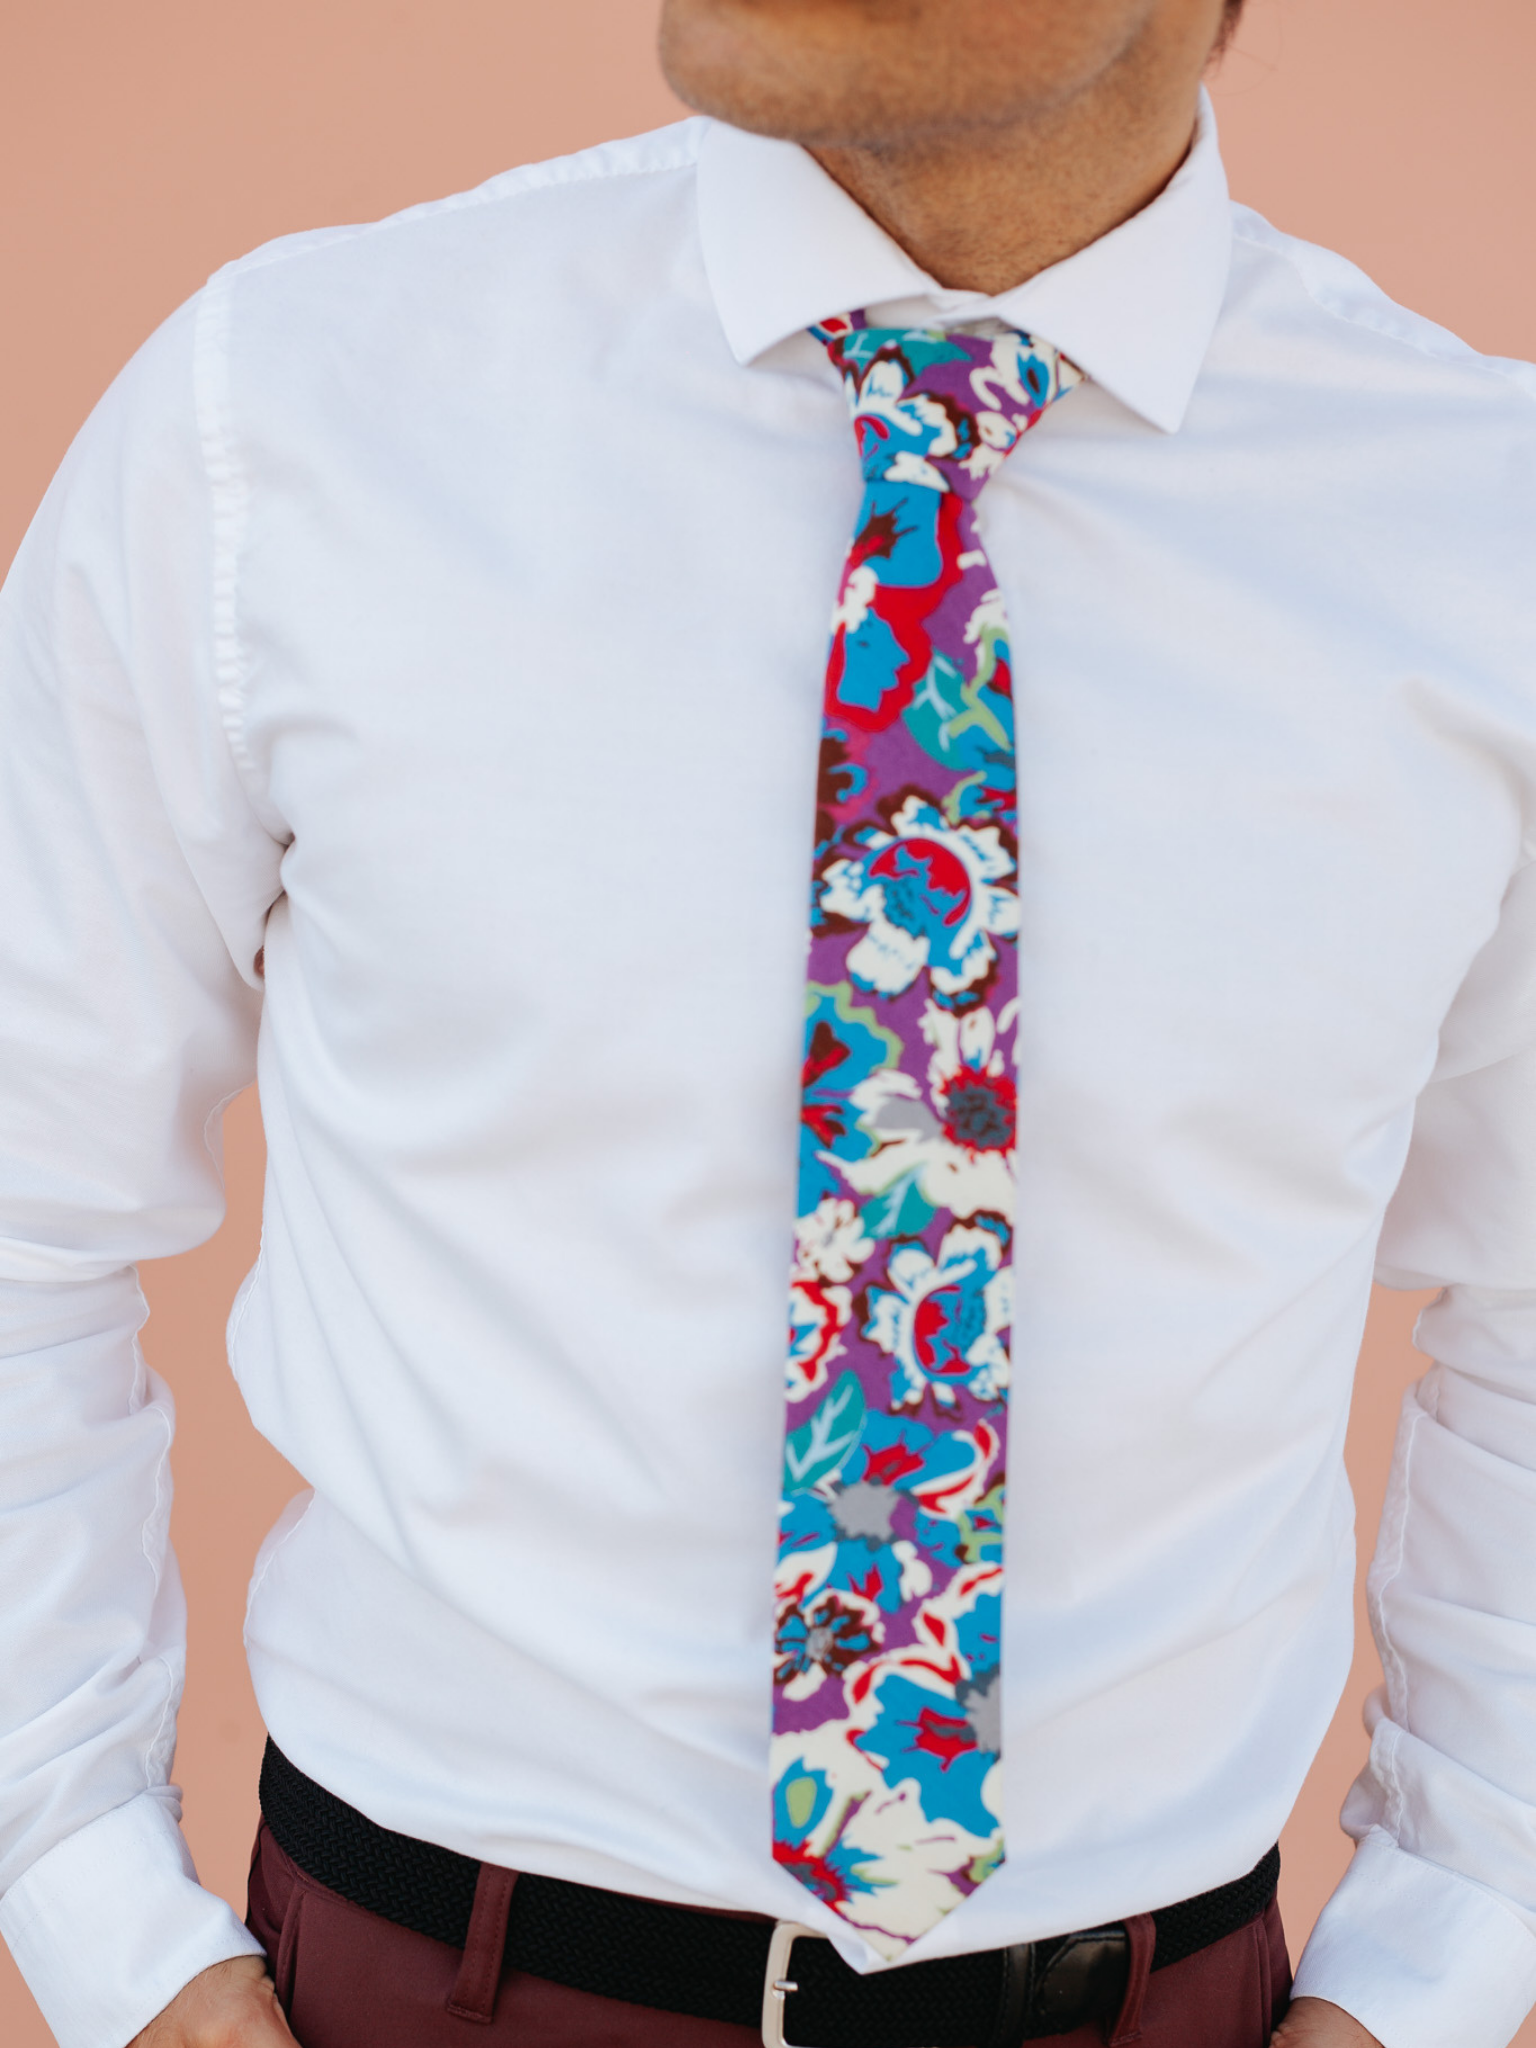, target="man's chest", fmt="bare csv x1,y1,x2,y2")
236,365,1526,1189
